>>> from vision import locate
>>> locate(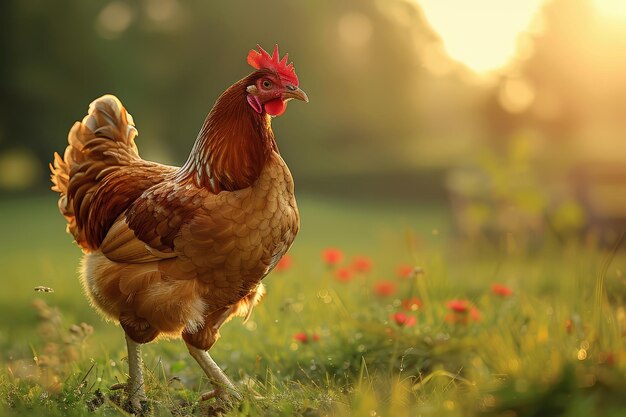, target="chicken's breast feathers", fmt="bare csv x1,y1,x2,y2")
98,153,299,310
